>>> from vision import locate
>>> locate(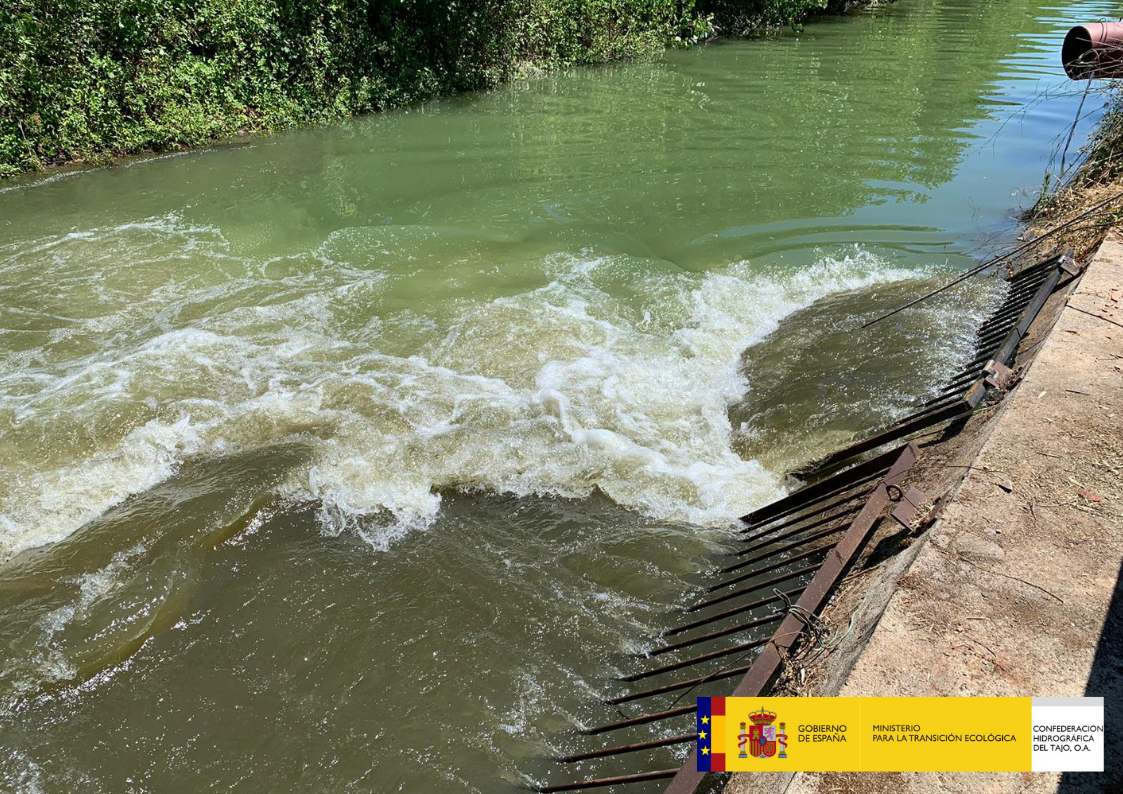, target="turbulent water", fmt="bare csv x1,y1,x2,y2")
0,223,917,557
0,0,1118,791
